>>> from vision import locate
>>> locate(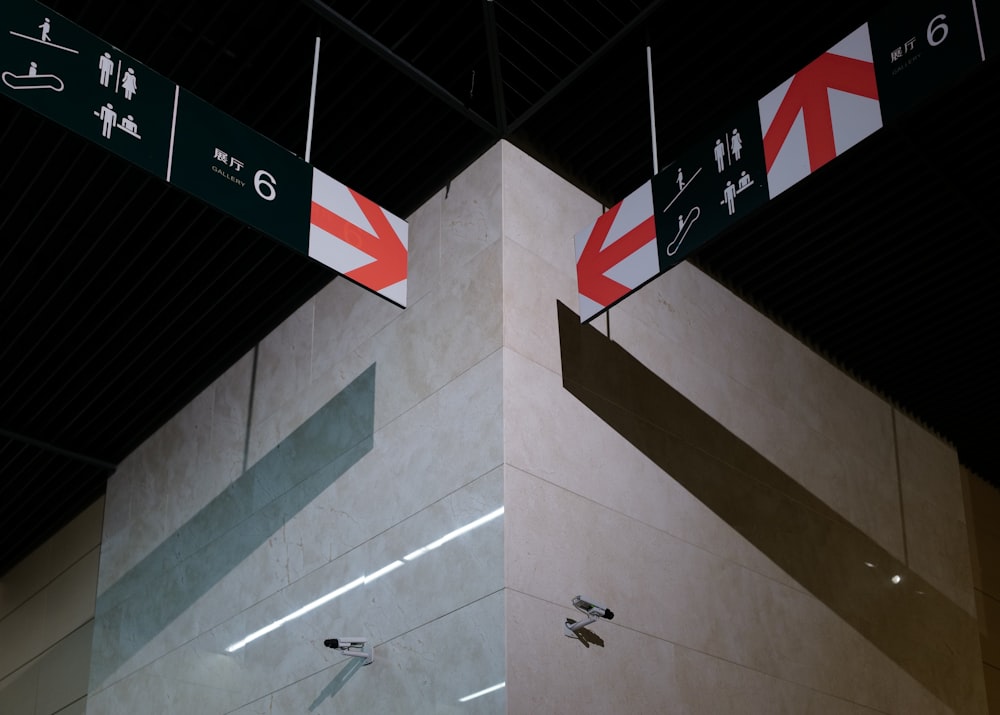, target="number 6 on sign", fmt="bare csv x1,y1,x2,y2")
254,170,277,201
927,14,948,46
